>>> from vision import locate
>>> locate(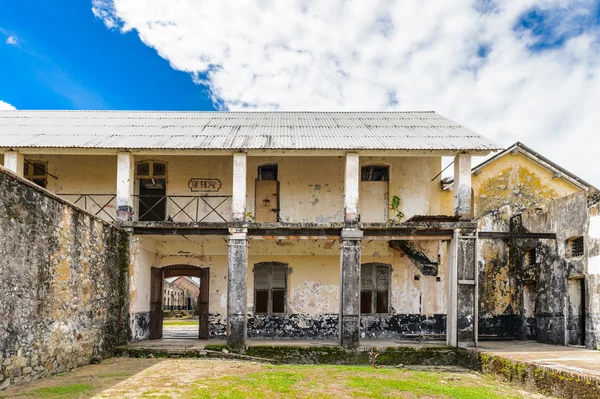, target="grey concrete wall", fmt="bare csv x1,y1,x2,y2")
0,167,130,390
